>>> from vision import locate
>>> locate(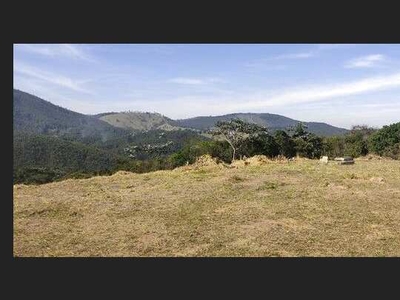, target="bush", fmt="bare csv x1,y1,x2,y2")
368,122,400,156
274,130,296,158
14,167,64,184
381,143,400,159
